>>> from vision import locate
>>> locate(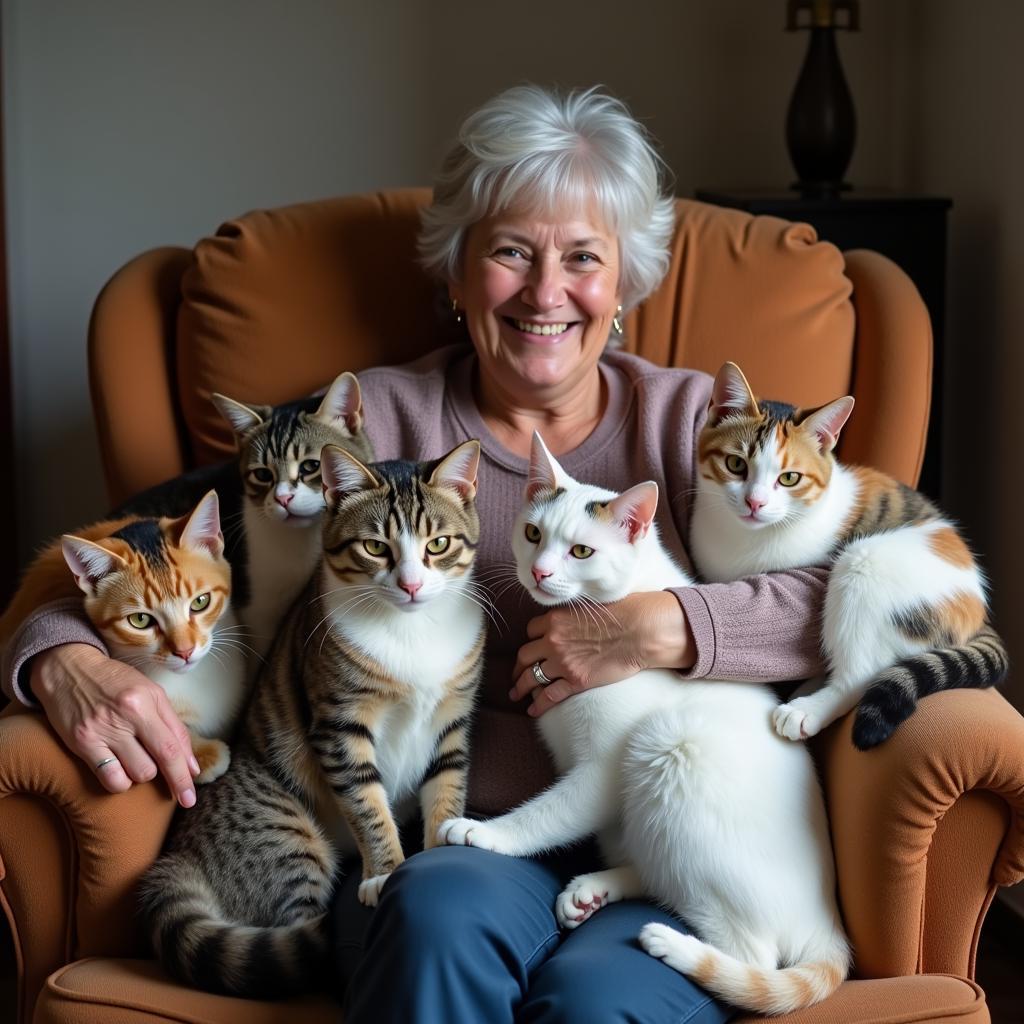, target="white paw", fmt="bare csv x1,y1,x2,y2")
358,873,391,907
193,739,231,784
638,922,701,973
437,817,510,854
556,873,612,930
772,698,819,741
